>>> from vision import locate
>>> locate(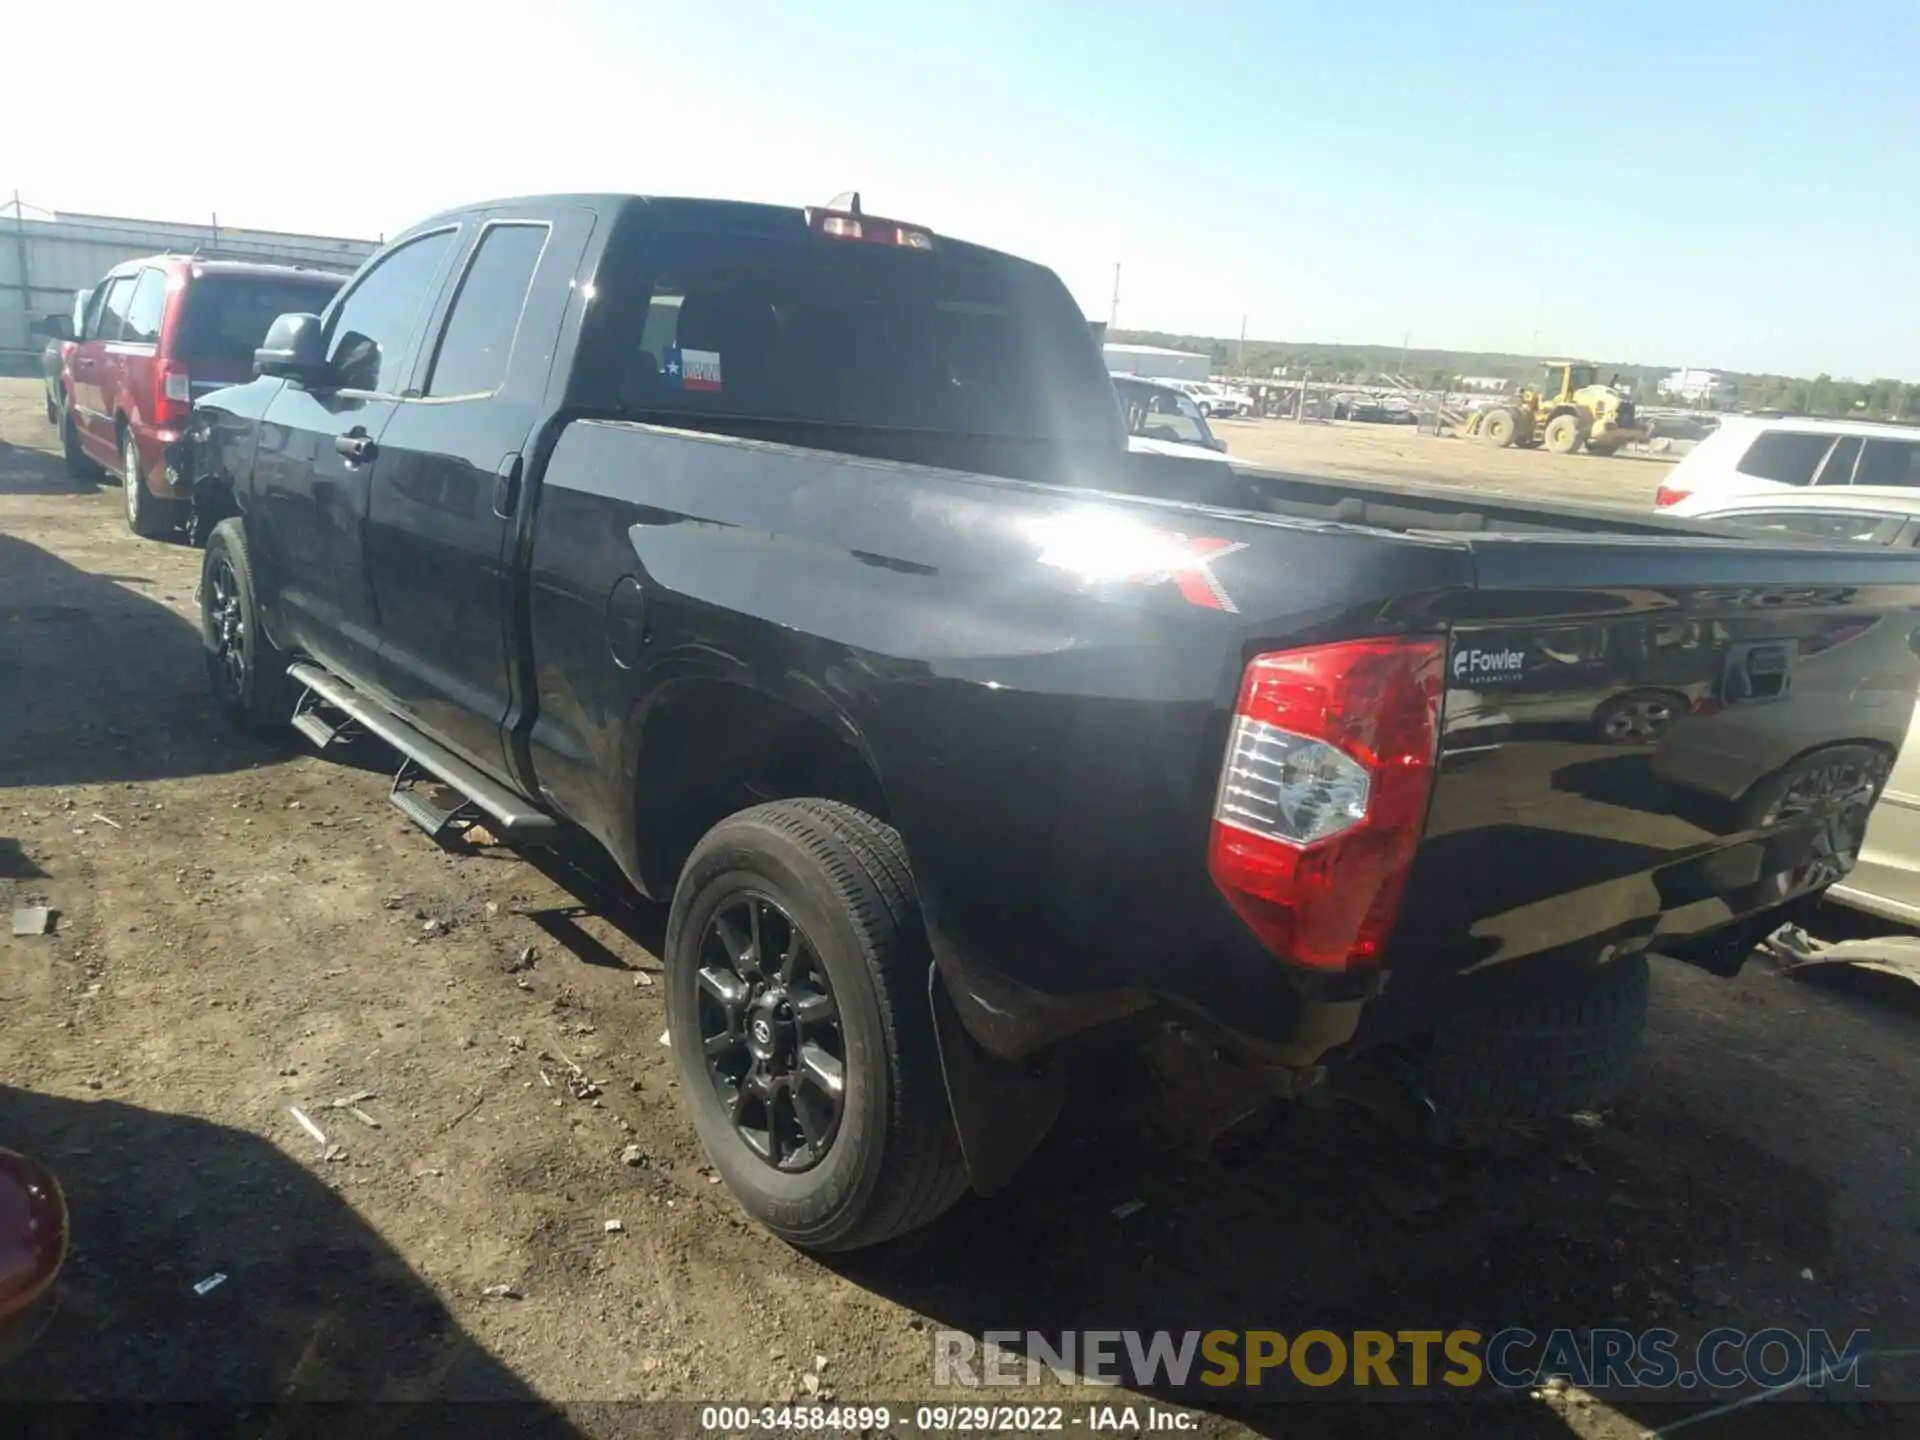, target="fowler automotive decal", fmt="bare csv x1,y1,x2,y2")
1452,645,1527,683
